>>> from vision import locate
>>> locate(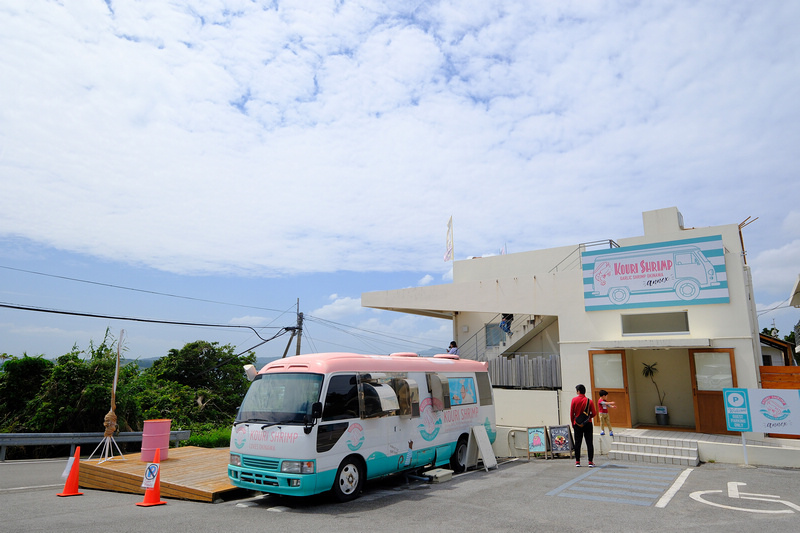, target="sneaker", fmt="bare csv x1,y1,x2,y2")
575,462,581,467
600,431,605,436
609,431,614,436
588,461,595,468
